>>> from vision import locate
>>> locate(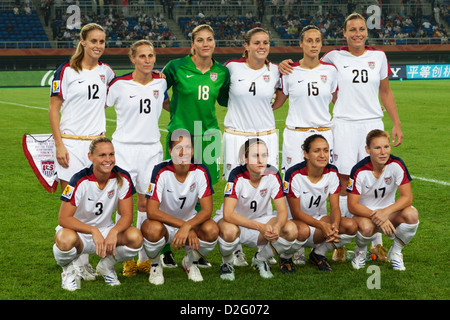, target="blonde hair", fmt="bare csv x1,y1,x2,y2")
343,12,367,30
243,27,271,70
129,39,154,58
190,24,215,56
89,136,123,187
70,23,105,73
